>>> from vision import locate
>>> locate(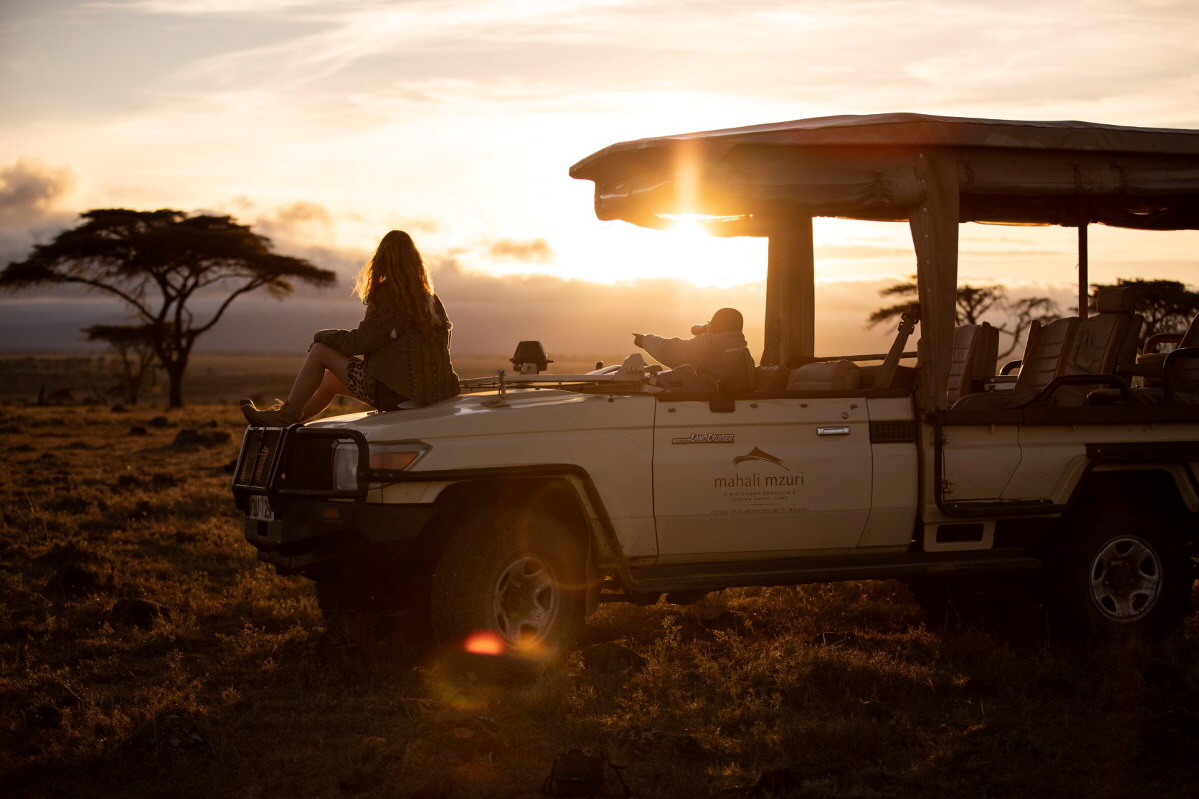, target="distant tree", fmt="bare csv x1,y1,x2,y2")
1,209,337,407
84,323,157,405
869,275,1059,359
1088,279,1199,348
